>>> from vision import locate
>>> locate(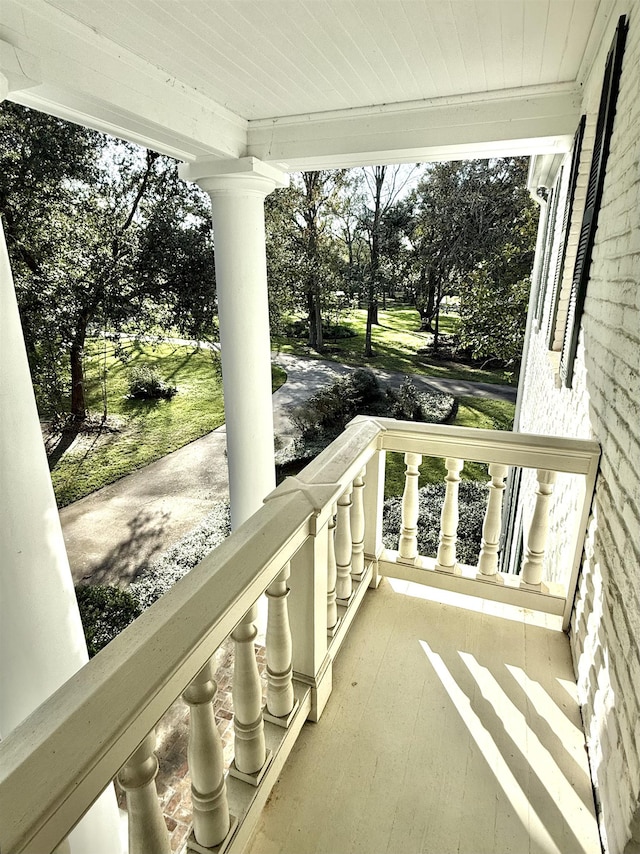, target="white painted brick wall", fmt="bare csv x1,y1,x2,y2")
519,3,640,852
